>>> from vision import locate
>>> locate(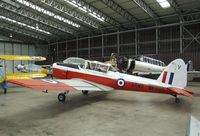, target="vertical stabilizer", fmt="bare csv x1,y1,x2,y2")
157,59,187,89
